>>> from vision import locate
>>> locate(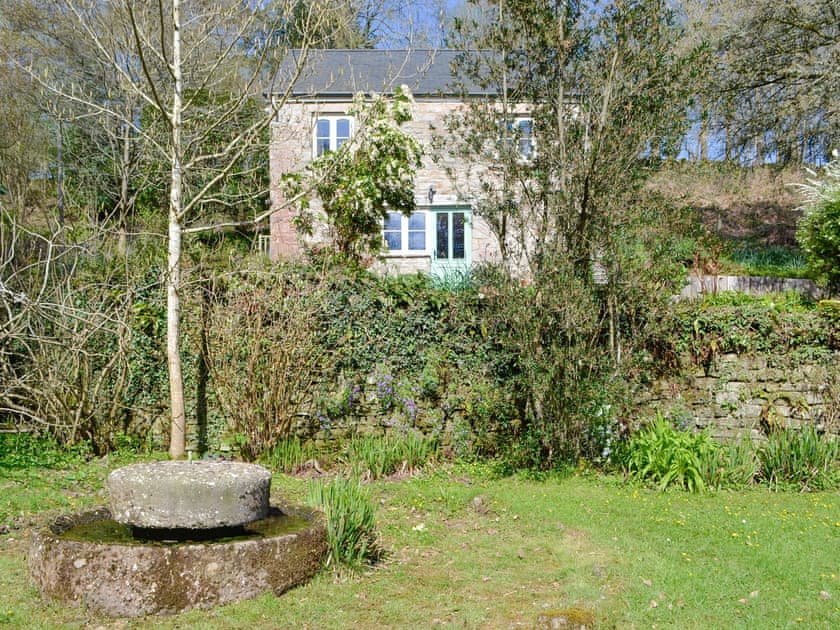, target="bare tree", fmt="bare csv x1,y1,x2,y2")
446,0,702,275
435,0,704,465
0,65,52,215
0,208,146,450
1,0,351,457
683,0,839,166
